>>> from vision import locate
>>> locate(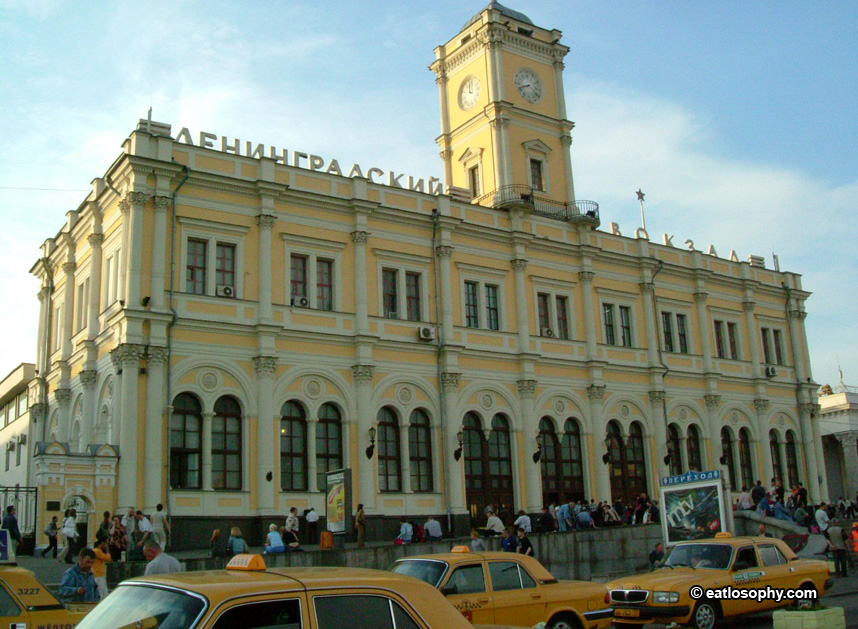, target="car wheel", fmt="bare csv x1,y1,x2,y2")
690,600,719,629
547,612,580,629
791,583,818,609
